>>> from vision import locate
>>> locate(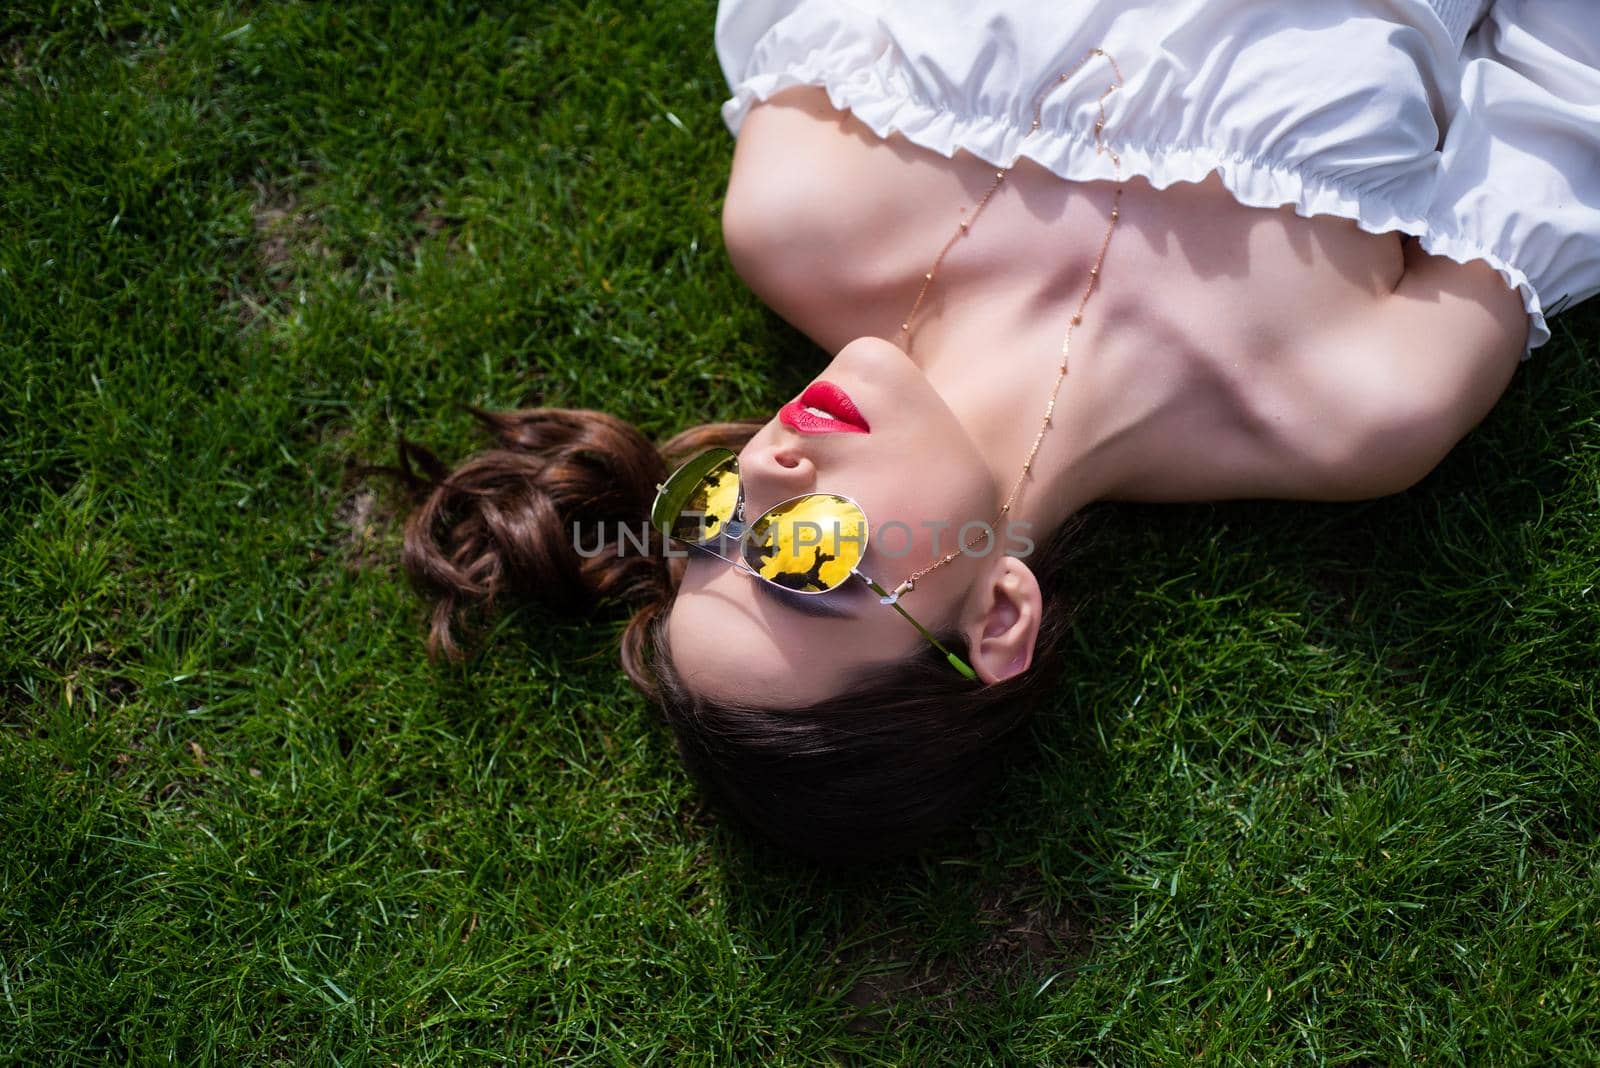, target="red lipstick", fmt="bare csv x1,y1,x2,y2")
778,381,871,435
